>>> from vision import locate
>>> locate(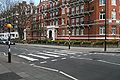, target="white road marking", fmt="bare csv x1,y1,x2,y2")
21,53,26,54
70,56,75,58
46,51,67,56
59,71,78,80
37,52,59,57
71,57,93,61
40,61,47,64
51,59,57,62
97,60,120,66
78,58,93,60
31,64,78,80
68,53,76,54
2,52,7,56
28,54,50,59
25,49,28,51
18,55,38,61
72,56,120,66
61,58,66,60
83,54,87,56
88,53,120,56
55,50,77,55
78,55,81,57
